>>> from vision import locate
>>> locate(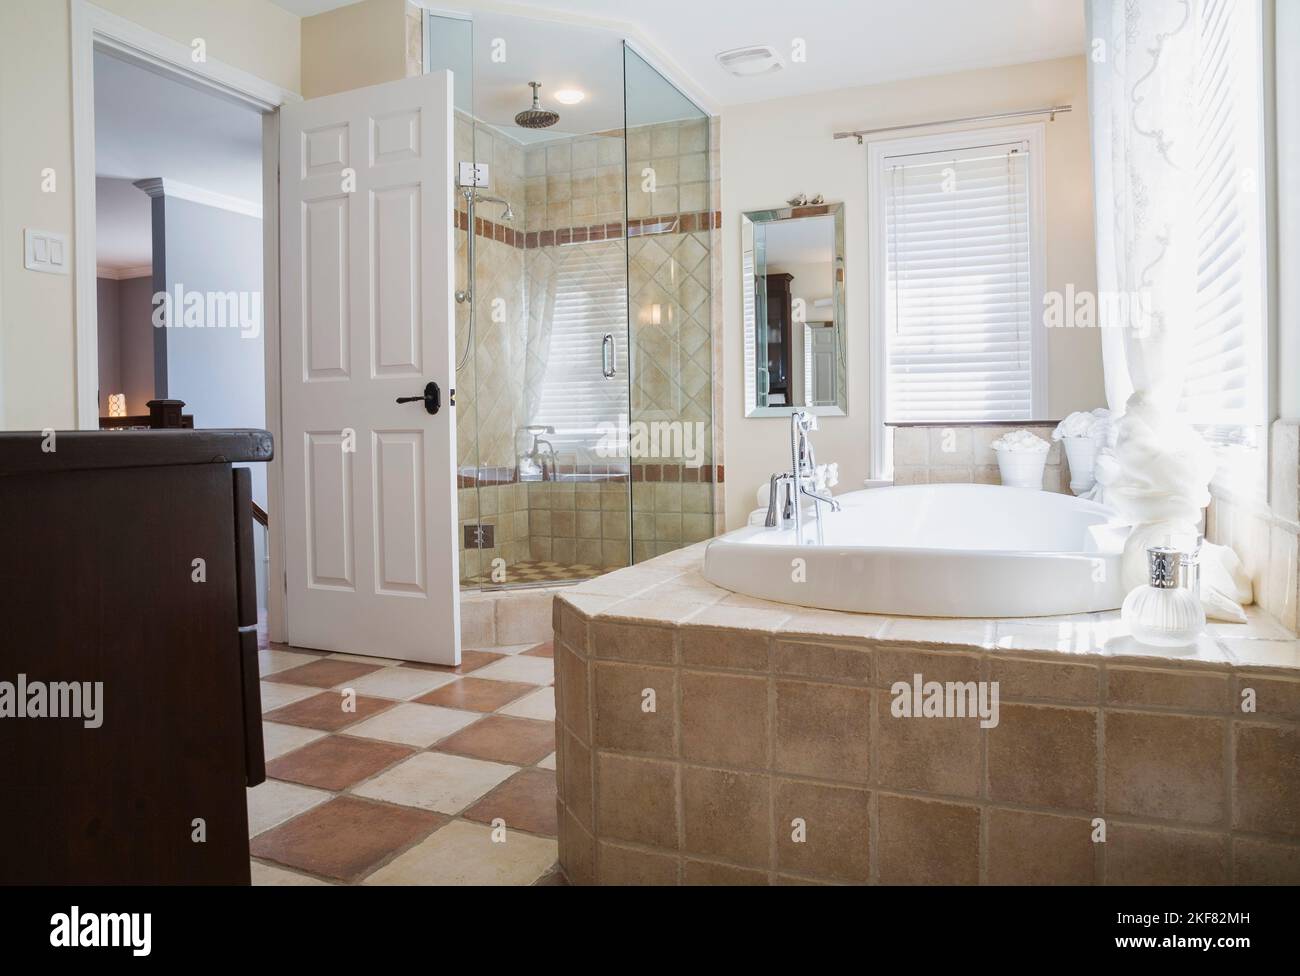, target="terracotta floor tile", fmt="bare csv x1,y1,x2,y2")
523,641,554,658
264,691,395,732
250,796,444,881
415,677,535,712
435,714,556,766
266,735,414,791
403,649,503,675
265,659,384,689
463,768,559,836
